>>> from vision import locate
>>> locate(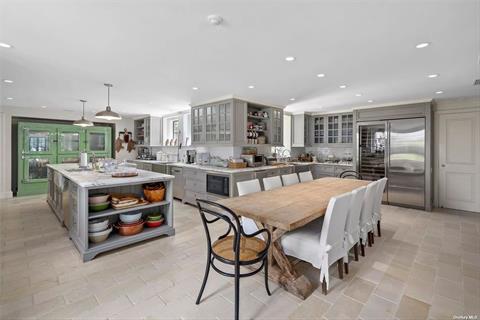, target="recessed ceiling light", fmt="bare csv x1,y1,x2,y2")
289,98,296,101
0,42,12,48
339,85,347,89
416,42,430,49
192,87,199,90
41,105,47,108
3,79,13,83
207,14,223,26
285,56,295,62
367,100,373,103
6,97,13,100
427,74,439,78
435,90,444,94
355,93,362,97
316,73,326,78
248,85,255,89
